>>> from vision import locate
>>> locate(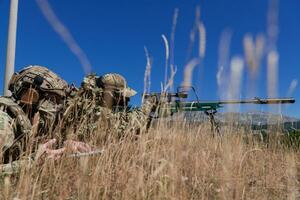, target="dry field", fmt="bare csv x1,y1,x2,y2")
0,0,298,199
1,121,299,200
